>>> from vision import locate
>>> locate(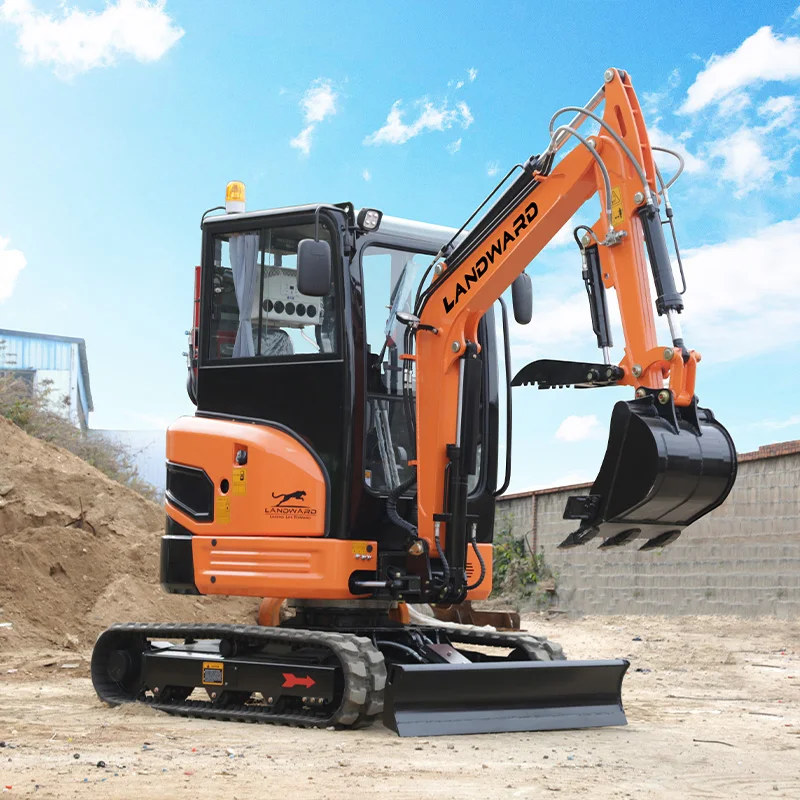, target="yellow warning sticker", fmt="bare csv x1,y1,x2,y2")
232,467,247,495
202,661,224,686
352,541,369,557
611,186,624,225
215,495,230,523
